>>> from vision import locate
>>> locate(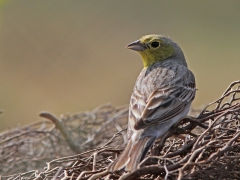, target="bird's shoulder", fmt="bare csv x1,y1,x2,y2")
134,60,194,93
128,60,196,131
